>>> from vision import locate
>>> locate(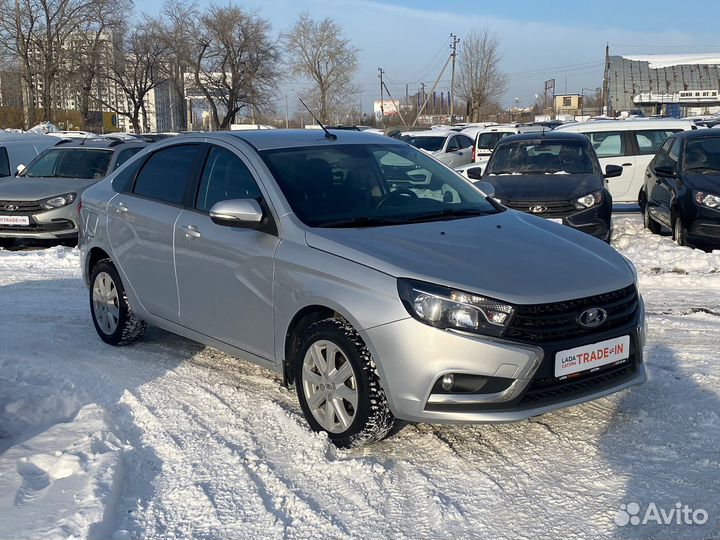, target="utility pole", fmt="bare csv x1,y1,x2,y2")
449,33,460,124
285,93,289,129
378,67,385,127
